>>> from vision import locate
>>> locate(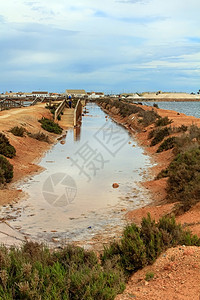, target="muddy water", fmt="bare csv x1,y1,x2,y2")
1,103,153,249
